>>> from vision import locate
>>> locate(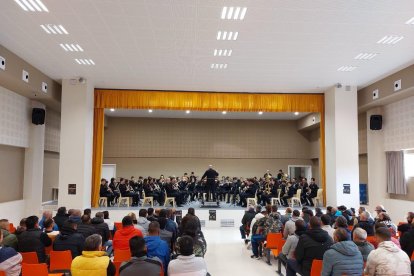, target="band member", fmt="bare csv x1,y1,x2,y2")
229,178,241,205
264,170,272,180
300,178,309,205
239,179,256,207
187,172,197,201
277,169,284,180
165,177,184,207
307,178,319,206
99,178,115,206
118,178,140,206
281,182,296,207
109,177,120,204
201,165,219,202
260,179,272,206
